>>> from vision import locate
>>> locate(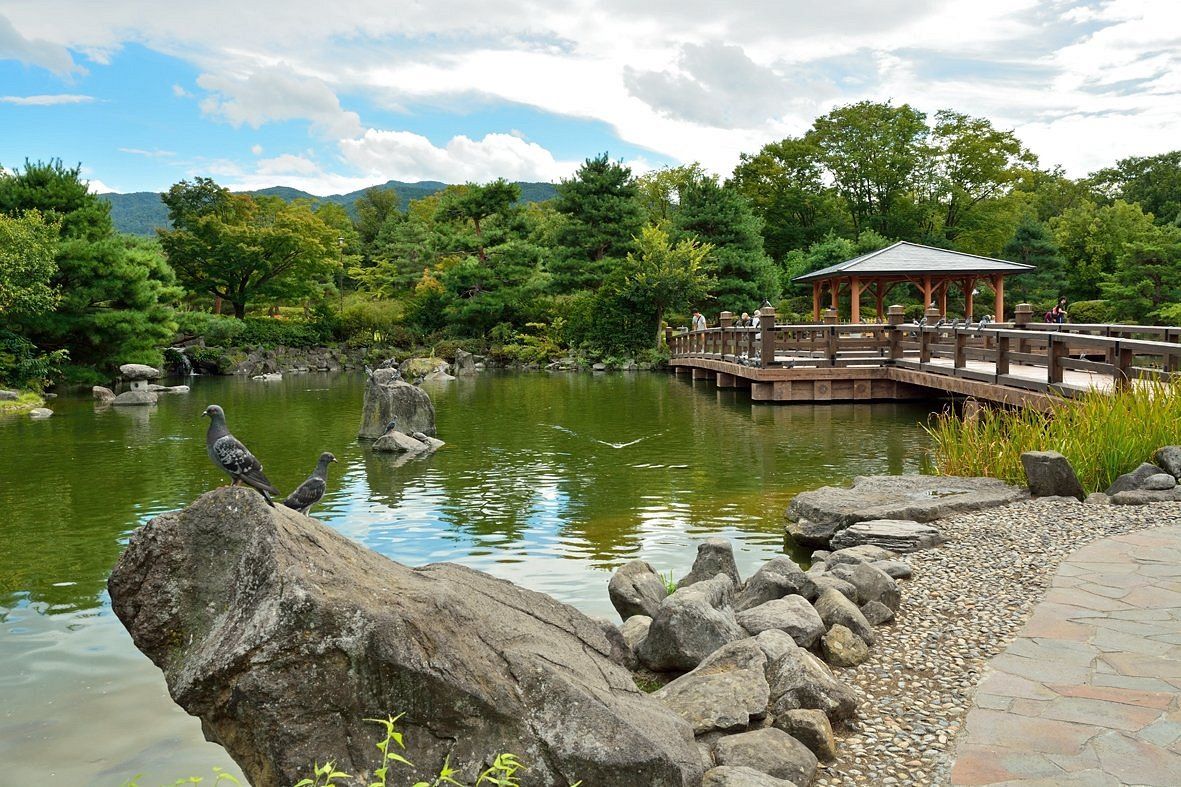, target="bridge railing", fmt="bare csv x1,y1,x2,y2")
670,319,1181,395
